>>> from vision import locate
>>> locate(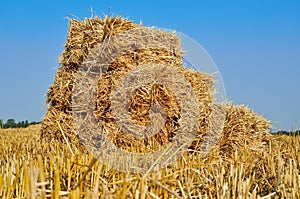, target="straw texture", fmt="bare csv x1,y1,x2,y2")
41,16,271,155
